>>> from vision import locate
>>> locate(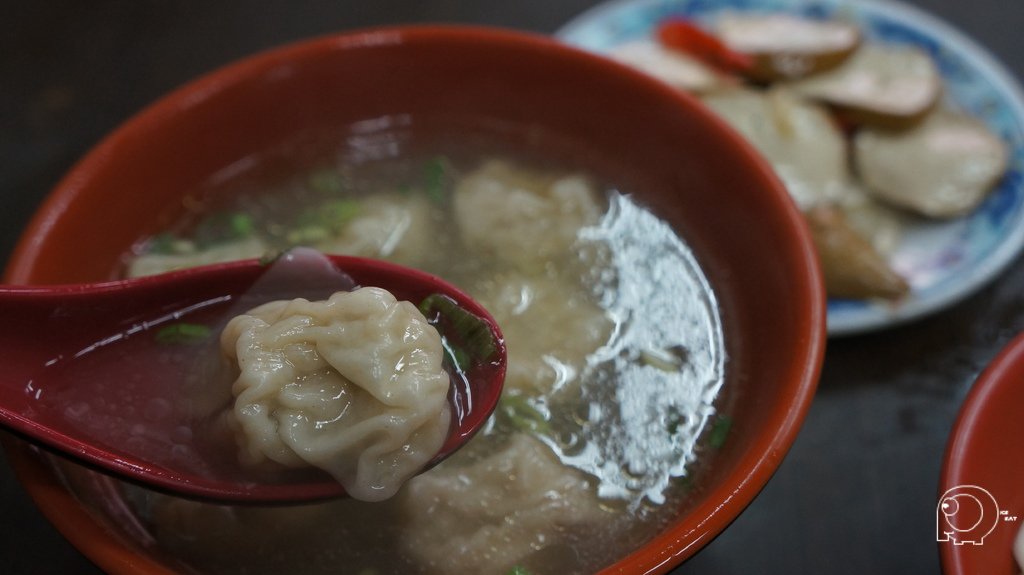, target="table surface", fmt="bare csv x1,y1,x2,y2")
3,1,1024,573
